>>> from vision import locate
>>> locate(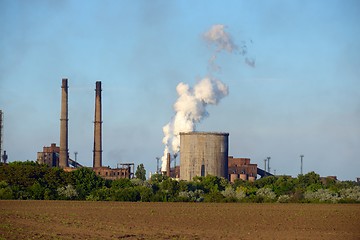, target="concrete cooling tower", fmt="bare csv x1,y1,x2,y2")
180,132,229,181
